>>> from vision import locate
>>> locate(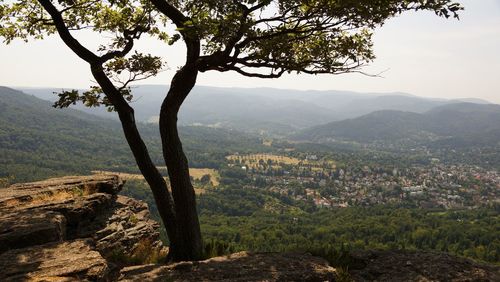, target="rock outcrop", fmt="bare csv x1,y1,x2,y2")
119,251,337,282
349,249,500,282
118,249,500,282
0,175,163,281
